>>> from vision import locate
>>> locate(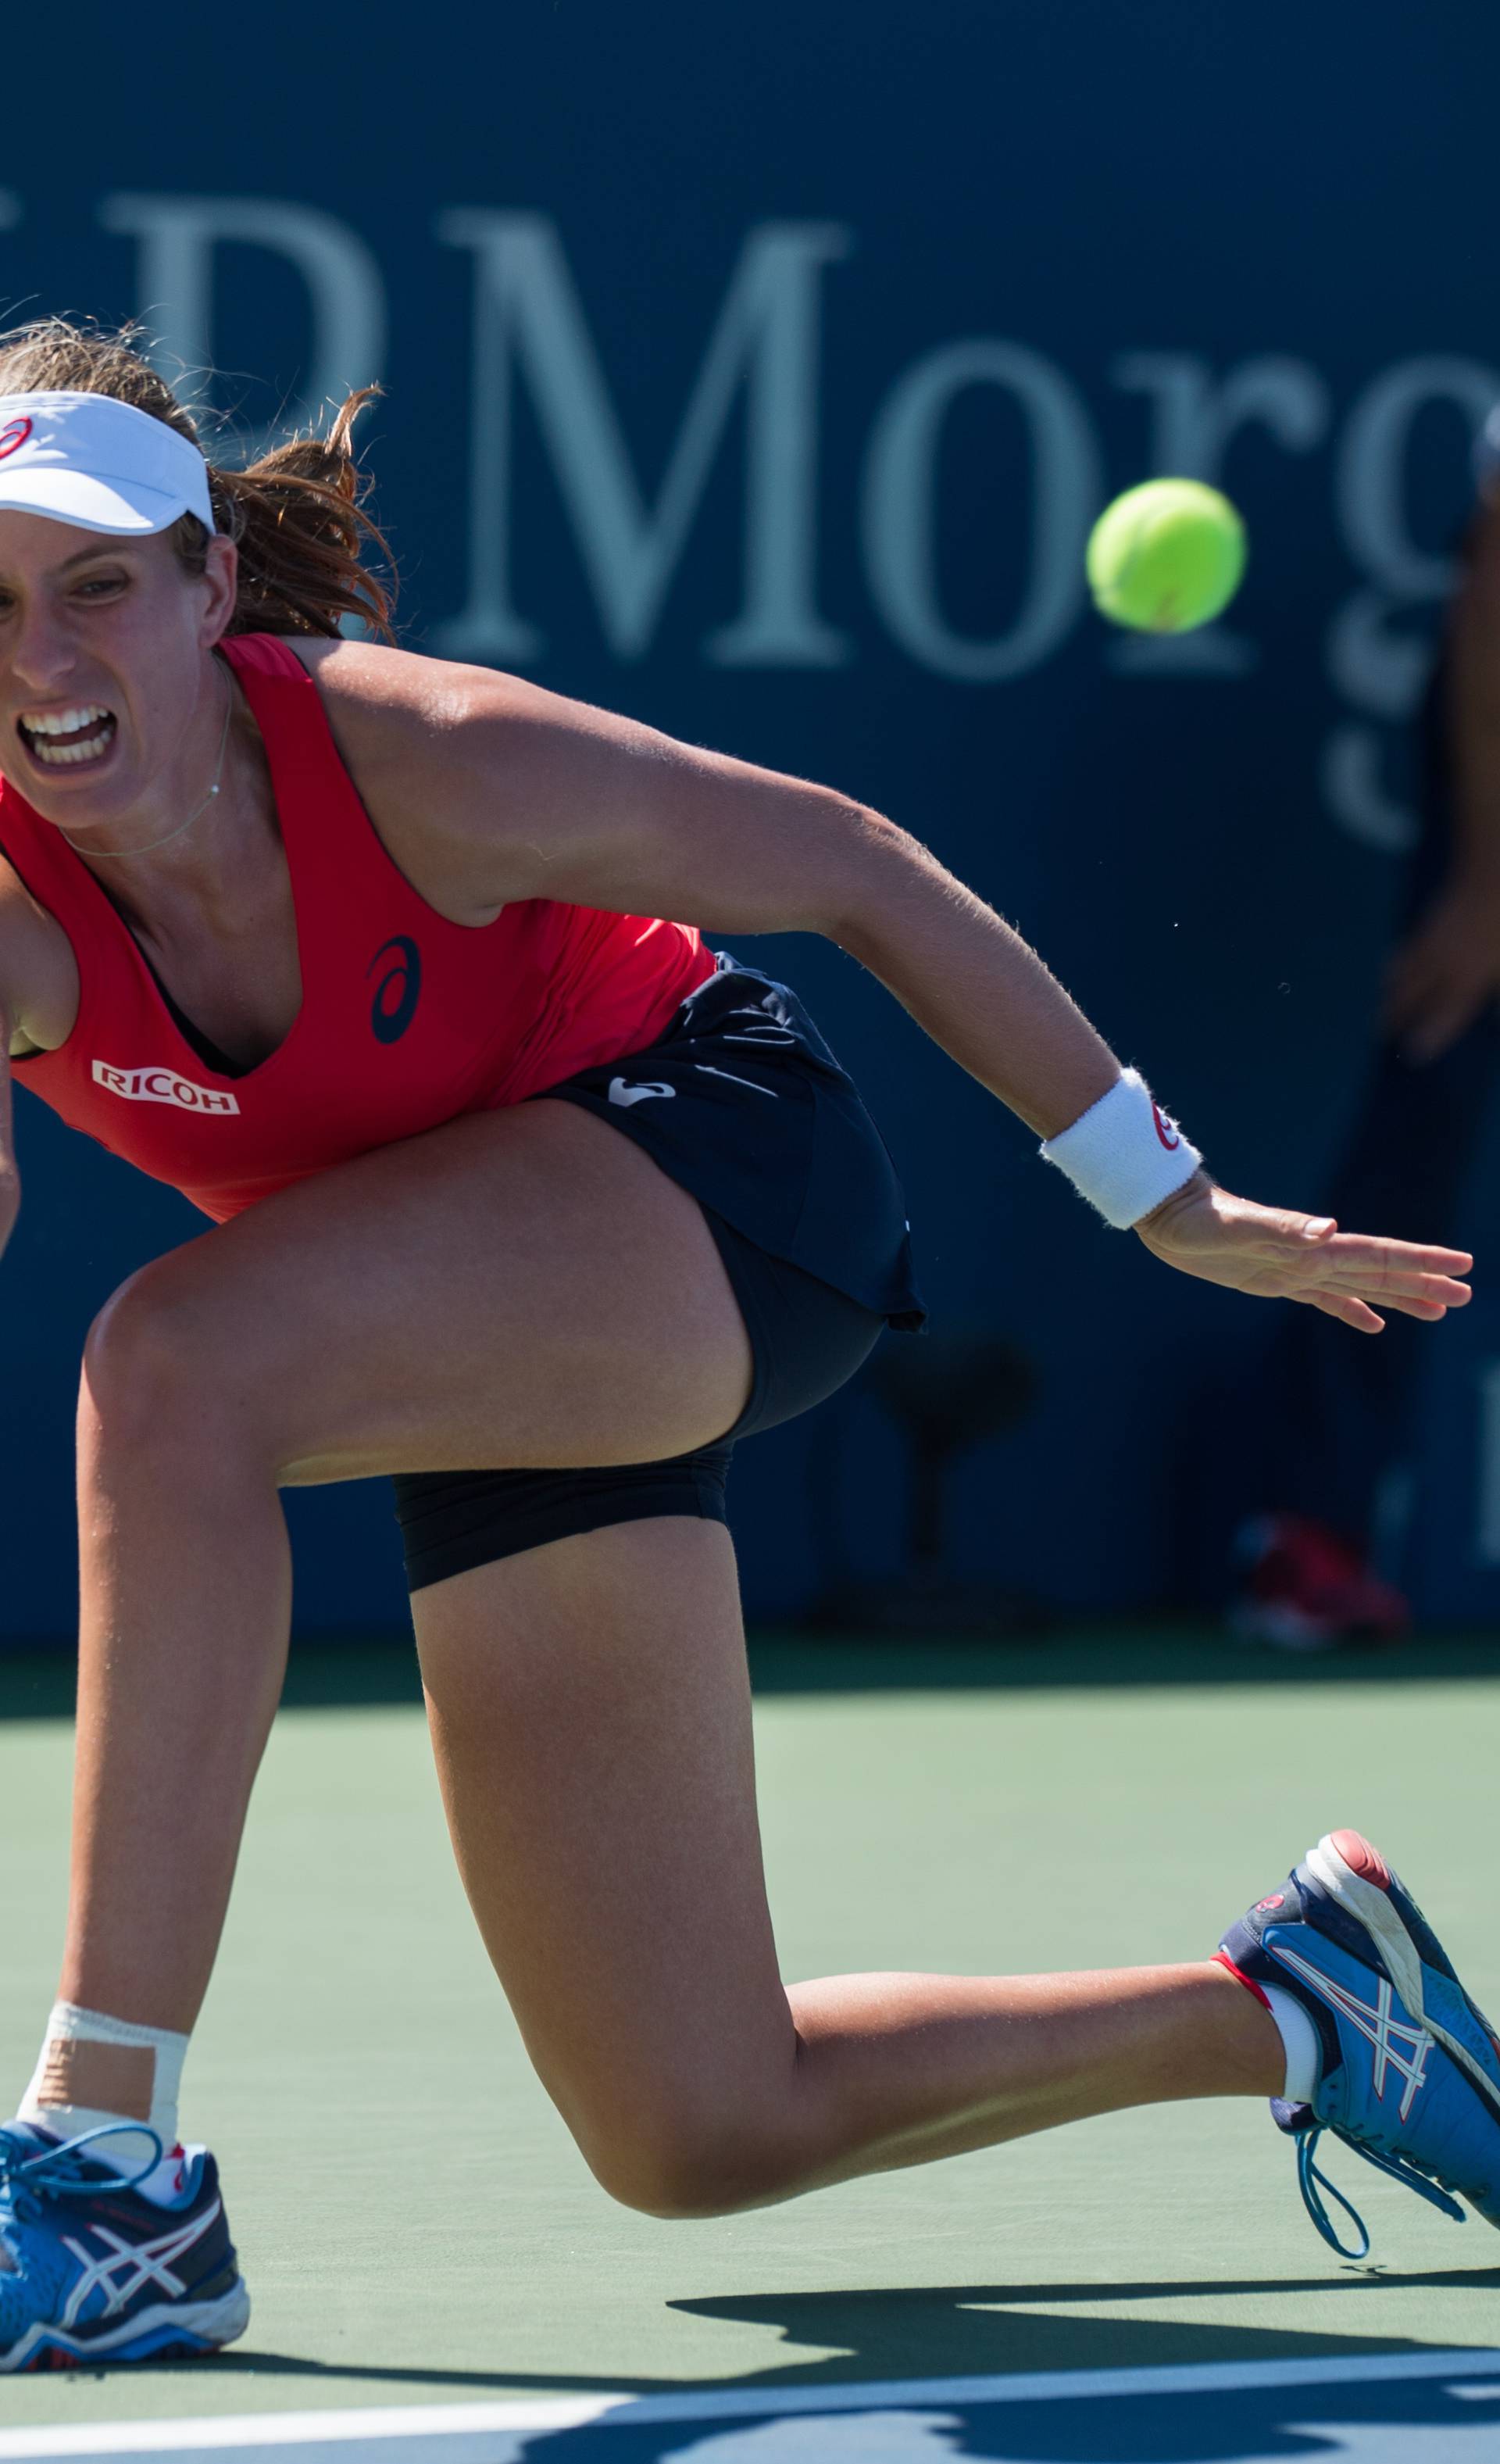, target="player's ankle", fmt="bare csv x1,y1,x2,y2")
1206,1951,1291,2089
17,1999,189,2183
1211,1952,1319,2098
